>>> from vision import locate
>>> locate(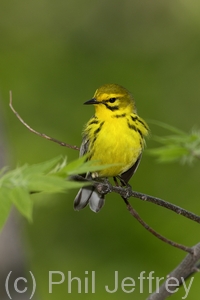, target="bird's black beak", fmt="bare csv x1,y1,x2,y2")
84,98,99,105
